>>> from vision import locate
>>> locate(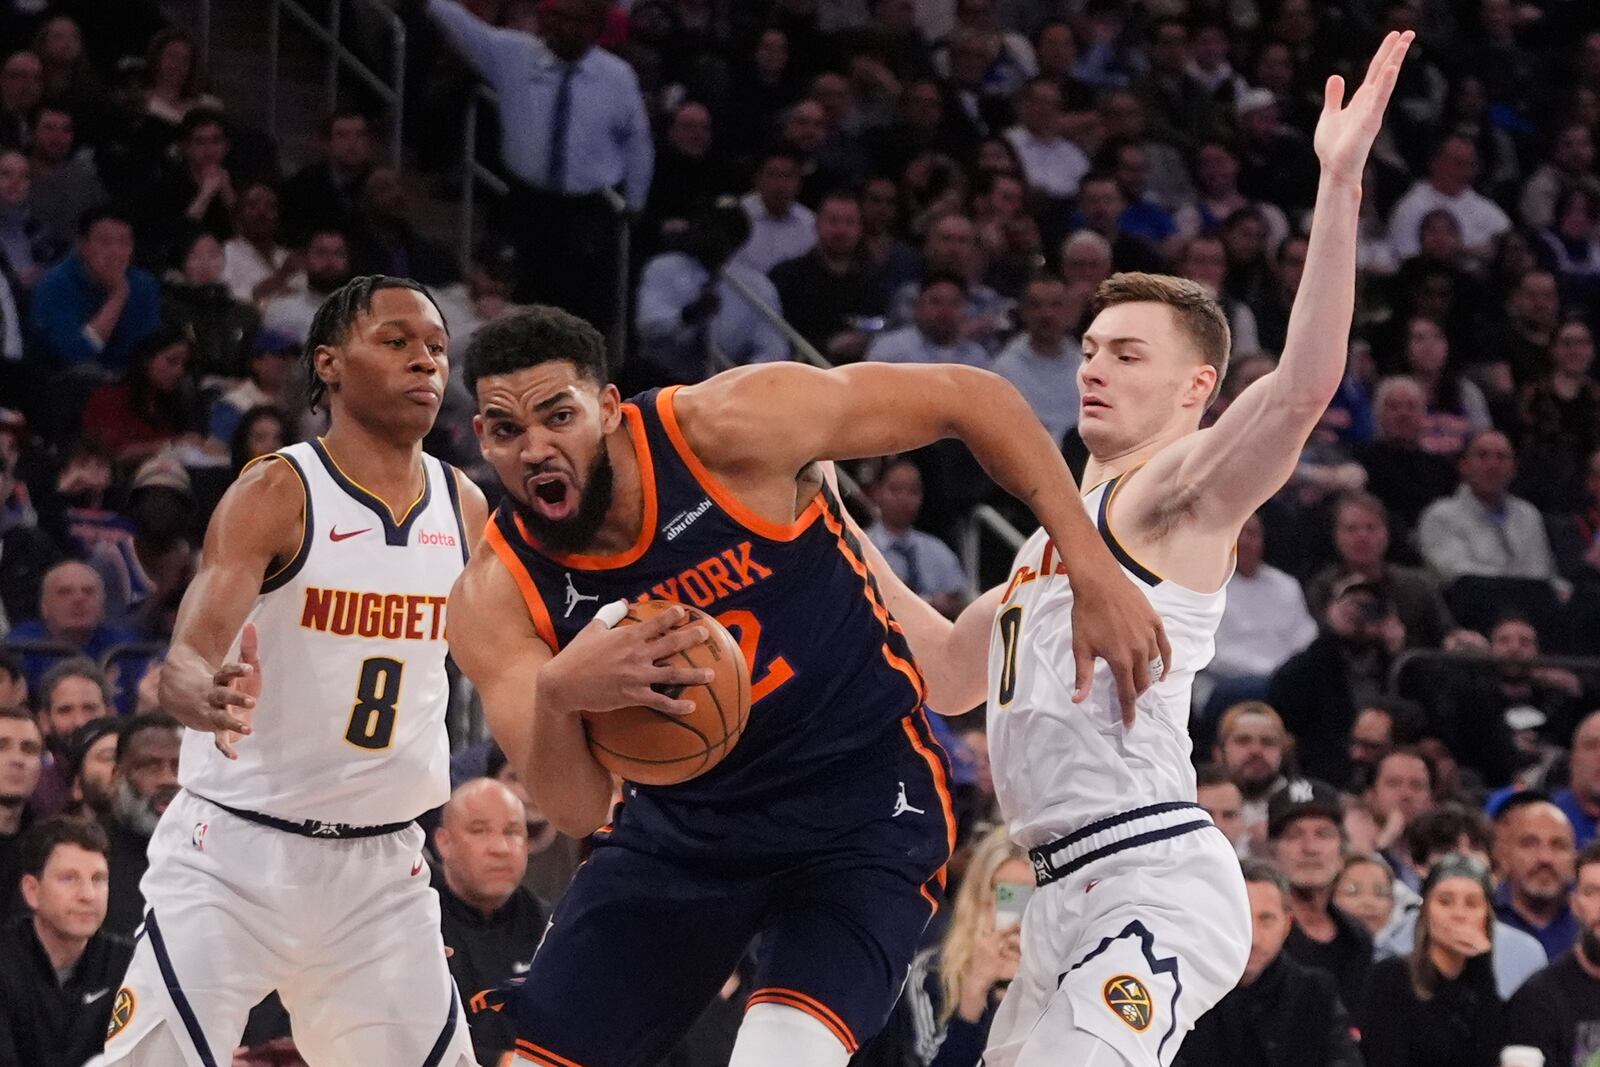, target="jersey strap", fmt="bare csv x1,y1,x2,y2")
1096,473,1162,587
438,460,471,566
